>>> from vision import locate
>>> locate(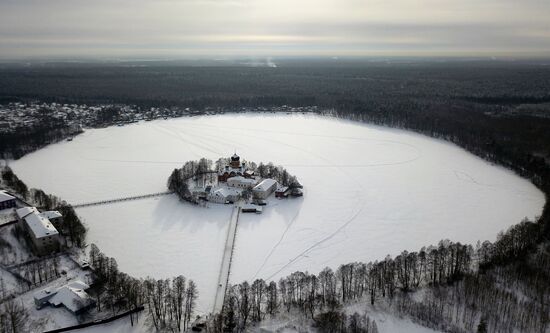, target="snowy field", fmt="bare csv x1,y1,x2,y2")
9,114,545,314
